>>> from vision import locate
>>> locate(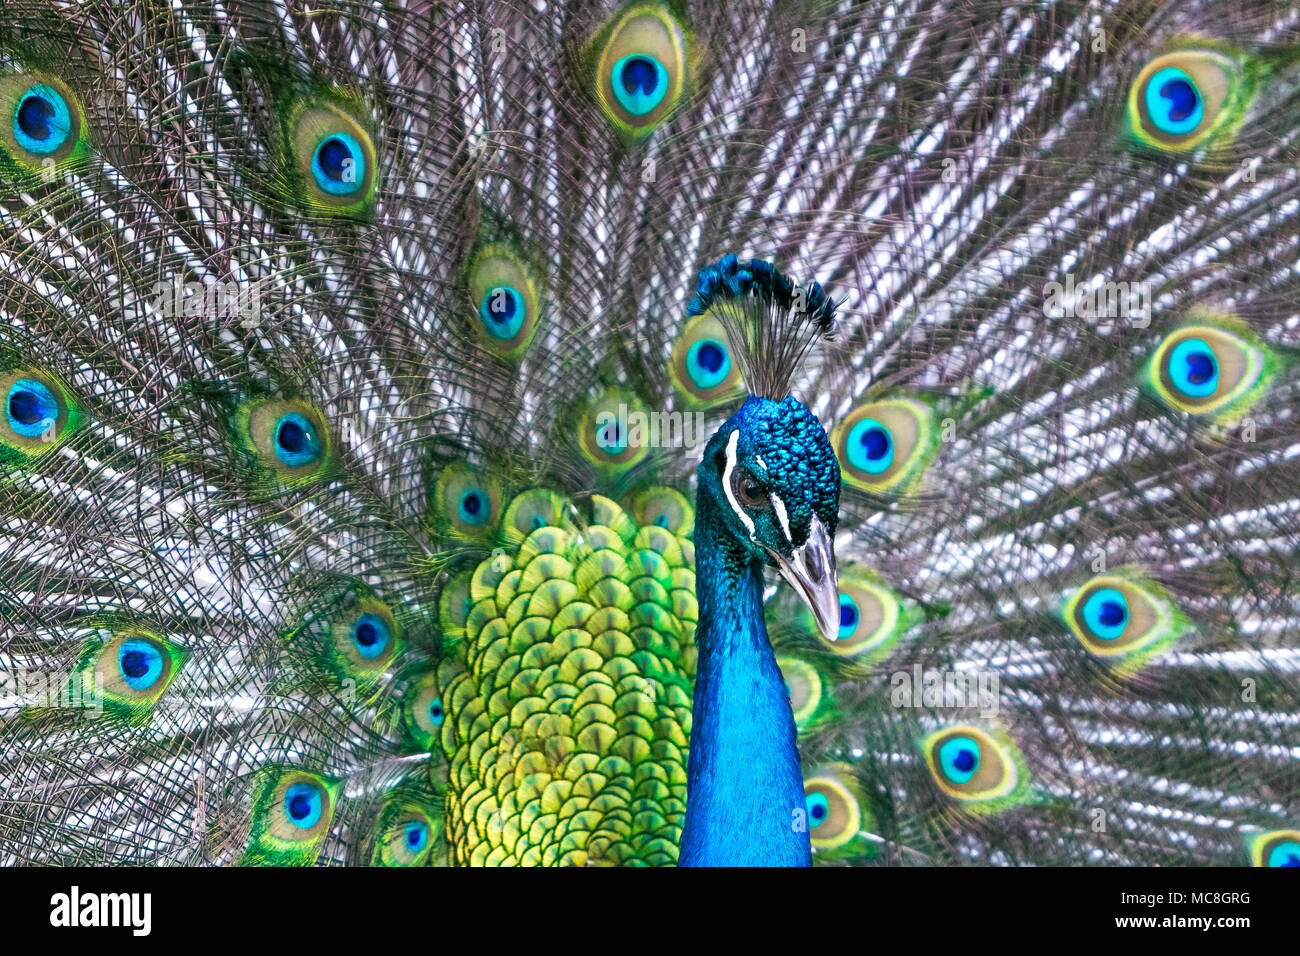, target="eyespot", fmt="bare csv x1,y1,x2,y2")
1144,321,1274,420
627,486,694,536
1063,572,1186,664
332,601,400,673
802,770,863,850
378,816,433,866
1128,49,1241,153
592,4,691,137
287,98,377,214
82,630,186,712
433,462,503,539
1,370,78,457
576,388,650,474
266,772,334,843
670,313,742,406
832,398,935,495
1249,830,1300,867
730,465,771,511
236,398,332,484
815,572,908,663
242,767,339,865
922,726,1024,805
370,799,439,867
466,244,542,361
402,672,447,751
777,656,824,730
0,72,86,170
